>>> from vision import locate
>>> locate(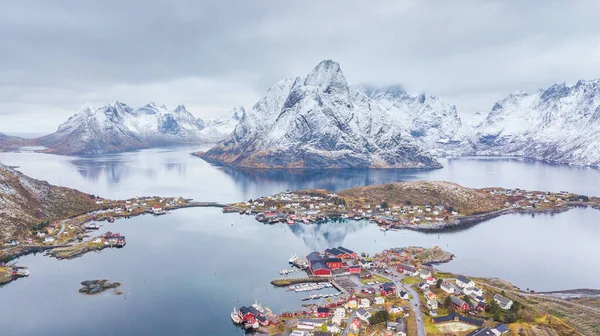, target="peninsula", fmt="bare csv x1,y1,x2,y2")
223,181,599,231
232,245,594,336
